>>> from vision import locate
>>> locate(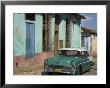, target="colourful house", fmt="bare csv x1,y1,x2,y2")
81,27,97,56
13,13,85,66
